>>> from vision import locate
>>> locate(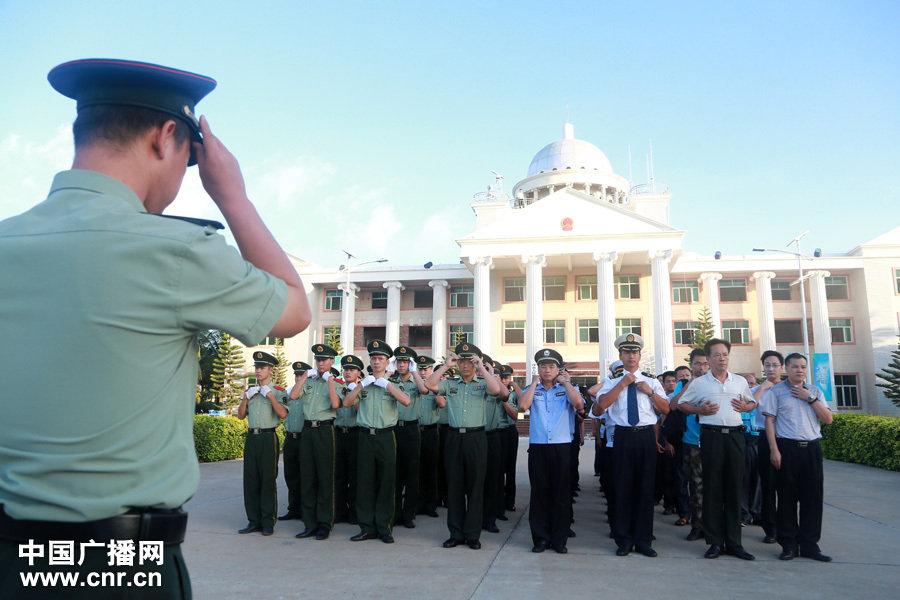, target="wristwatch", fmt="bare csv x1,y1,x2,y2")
806,395,816,404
